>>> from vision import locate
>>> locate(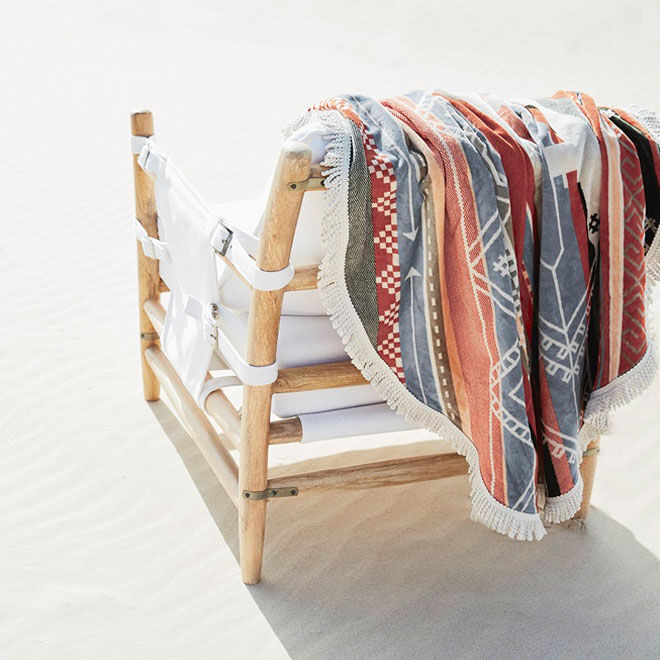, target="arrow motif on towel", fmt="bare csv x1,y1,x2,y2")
405,267,427,404
403,161,431,243
405,266,421,281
